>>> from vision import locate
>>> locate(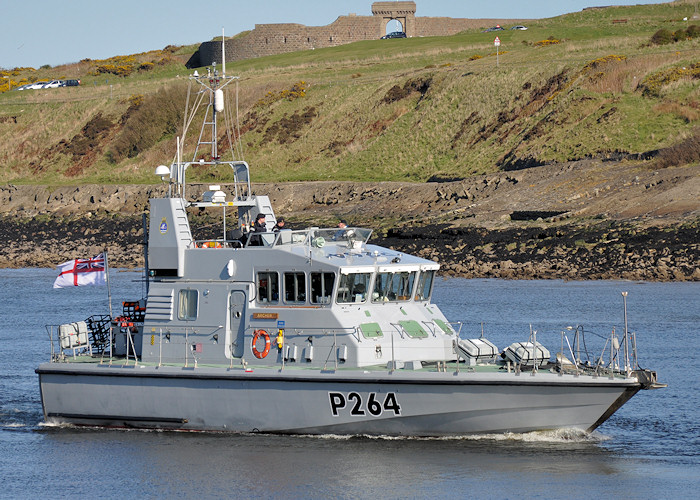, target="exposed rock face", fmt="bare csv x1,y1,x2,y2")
1,159,698,280
383,224,700,281
1,215,696,281
0,216,145,269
